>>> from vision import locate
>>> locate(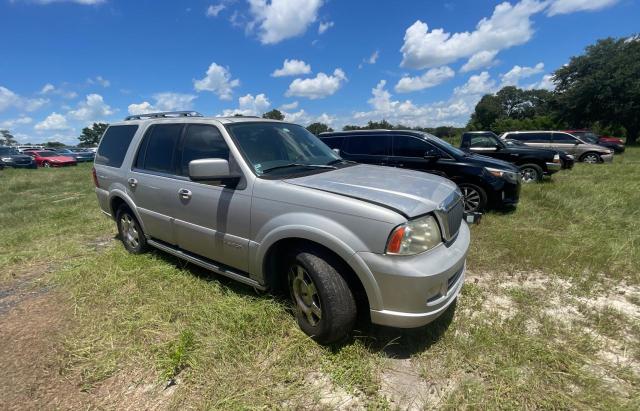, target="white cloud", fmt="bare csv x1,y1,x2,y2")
87,75,110,87
38,83,77,99
206,3,225,17
547,0,618,16
280,101,299,110
500,62,544,86
271,59,312,77
0,86,48,112
194,62,240,100
0,116,33,128
460,50,499,72
68,93,114,121
35,112,69,131
368,50,379,64
395,66,455,93
221,93,271,116
525,74,556,90
285,68,347,99
454,71,497,96
400,0,546,69
318,20,334,34
315,113,335,125
282,109,310,124
248,0,323,44
40,83,55,94
128,92,198,115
